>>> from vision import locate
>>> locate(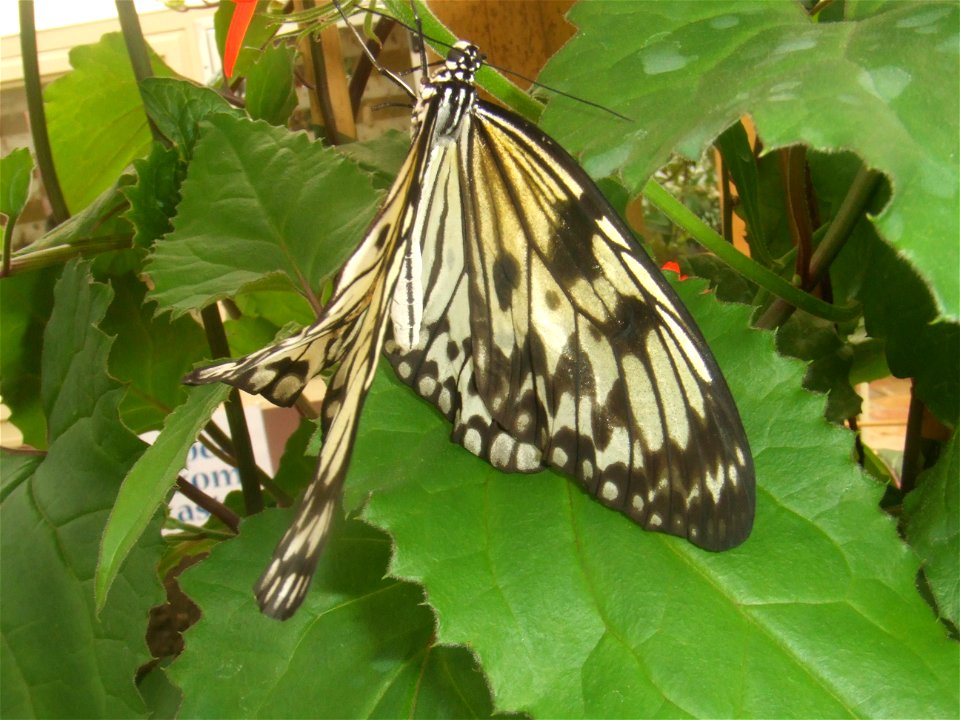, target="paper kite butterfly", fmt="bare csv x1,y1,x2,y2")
185,30,755,619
